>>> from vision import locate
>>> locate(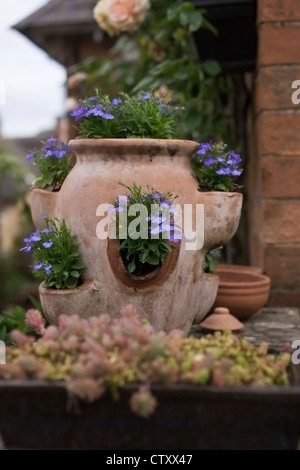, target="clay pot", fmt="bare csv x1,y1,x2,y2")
213,268,271,320
30,139,243,334
215,264,262,274
39,280,99,325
